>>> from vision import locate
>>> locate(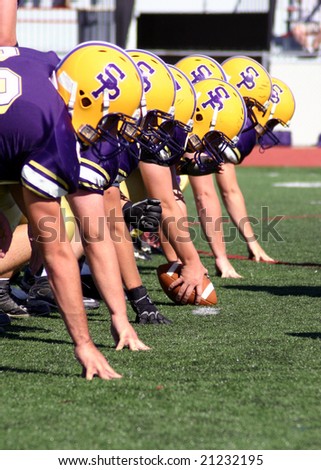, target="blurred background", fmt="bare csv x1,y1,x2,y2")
16,0,321,147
